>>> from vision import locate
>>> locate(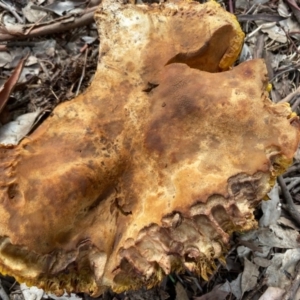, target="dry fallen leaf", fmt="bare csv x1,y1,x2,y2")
45,1,86,16
259,184,281,227
20,283,44,300
241,258,260,295
253,257,272,268
0,52,12,68
219,274,242,299
18,65,40,84
277,216,300,230
279,17,300,40
237,245,252,260
194,285,229,300
239,43,253,63
241,223,300,248
285,0,300,24
258,287,285,300
266,249,300,289
257,21,287,43
175,282,189,300
47,292,82,300
22,1,47,23
278,0,292,18
0,55,28,114
0,110,41,145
